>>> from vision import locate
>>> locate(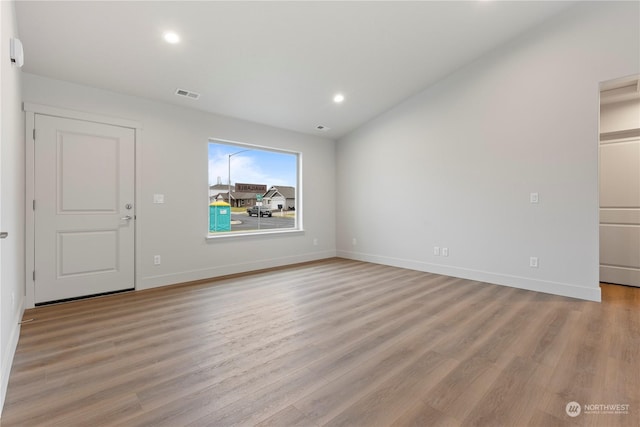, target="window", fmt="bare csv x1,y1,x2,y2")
208,139,299,236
